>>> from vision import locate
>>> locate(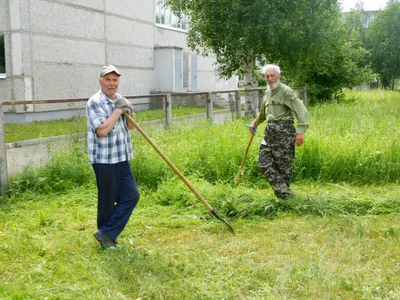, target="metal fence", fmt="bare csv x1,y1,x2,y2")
0,87,307,195
353,79,400,91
